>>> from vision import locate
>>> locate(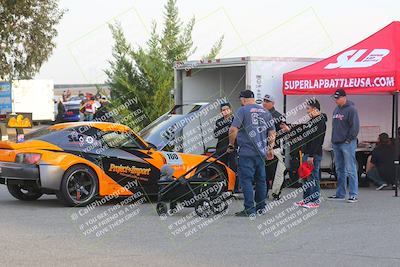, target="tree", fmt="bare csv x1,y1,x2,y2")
0,0,65,80
106,0,224,130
